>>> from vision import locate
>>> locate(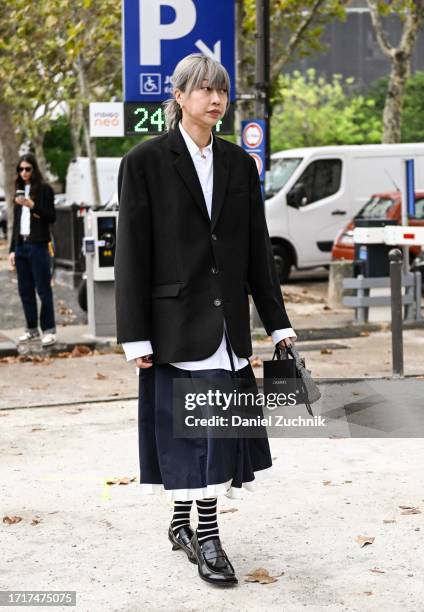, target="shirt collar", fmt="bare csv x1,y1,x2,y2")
179,122,213,159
